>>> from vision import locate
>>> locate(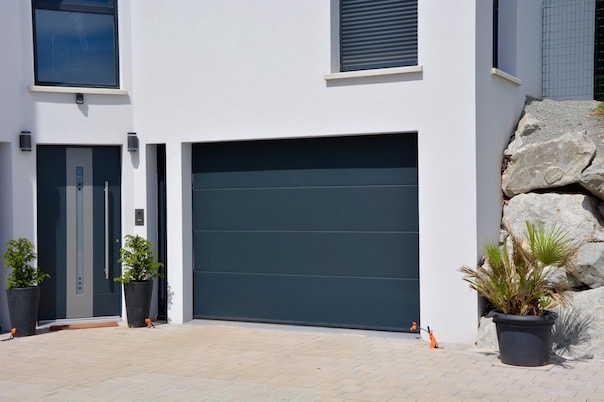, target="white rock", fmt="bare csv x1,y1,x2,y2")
503,193,604,243
572,243,604,288
502,131,596,197
580,158,604,200
476,316,498,350
503,193,604,288
515,112,540,137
